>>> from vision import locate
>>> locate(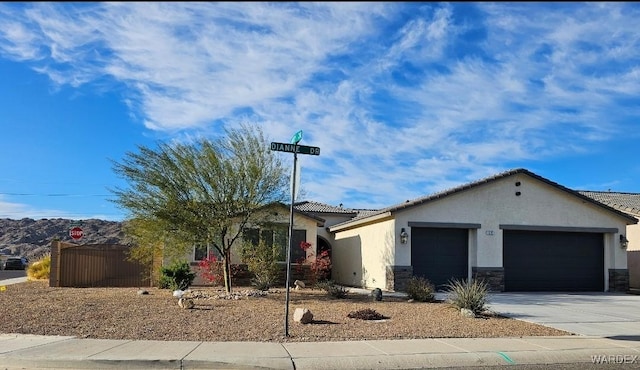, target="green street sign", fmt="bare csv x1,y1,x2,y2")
290,130,303,144
270,142,320,156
